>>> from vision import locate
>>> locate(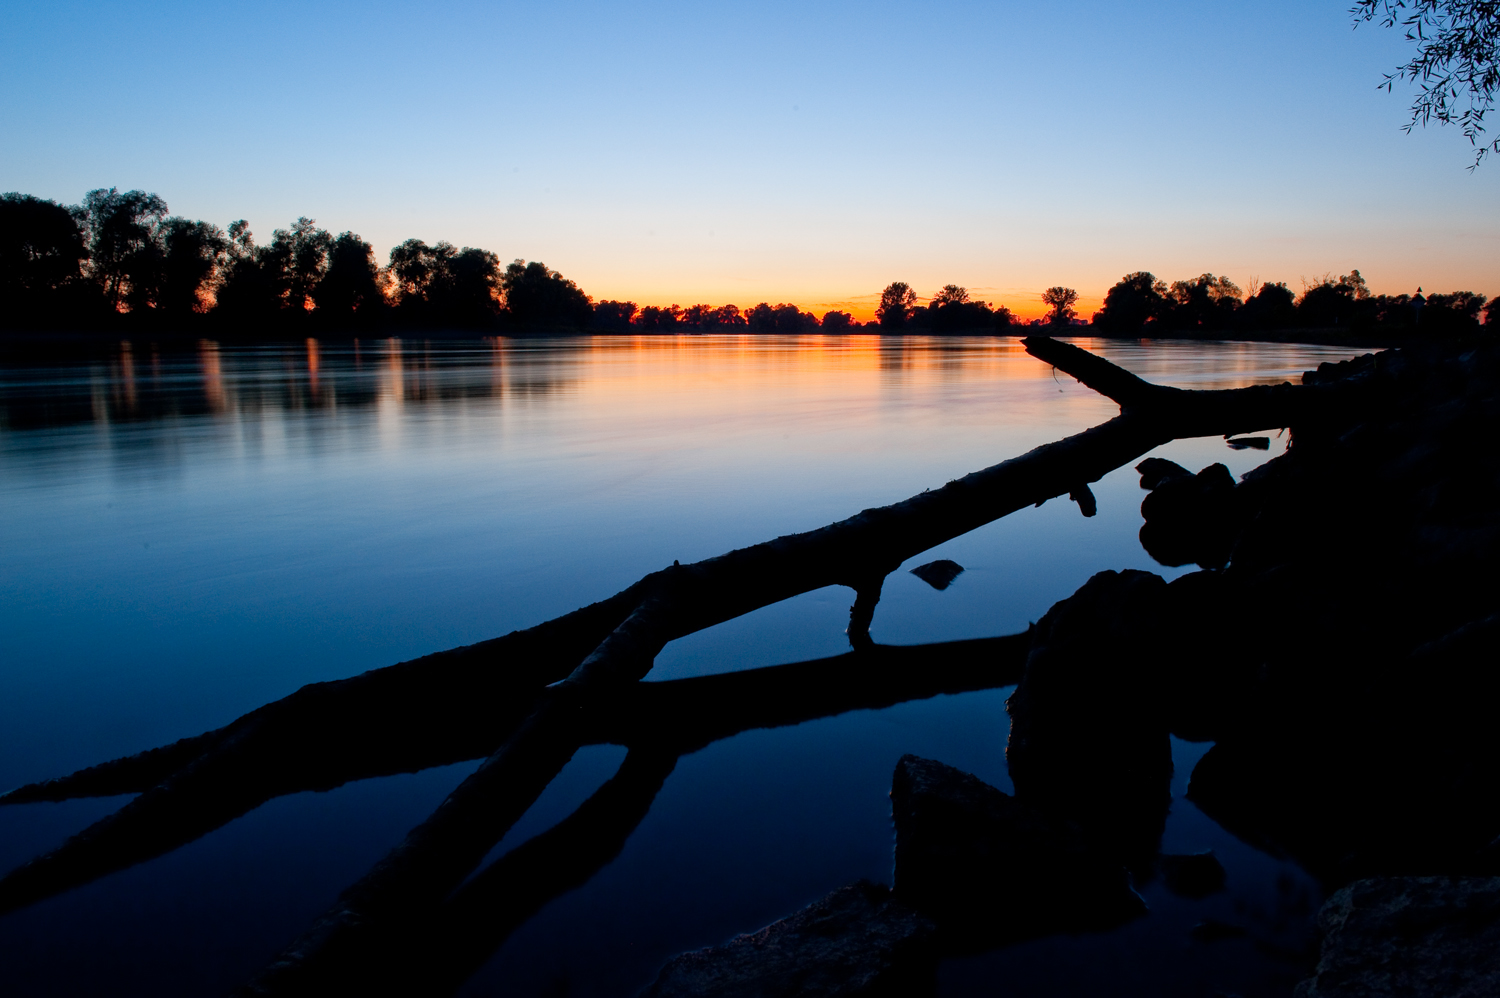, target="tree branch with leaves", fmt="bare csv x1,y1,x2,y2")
1353,0,1500,166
